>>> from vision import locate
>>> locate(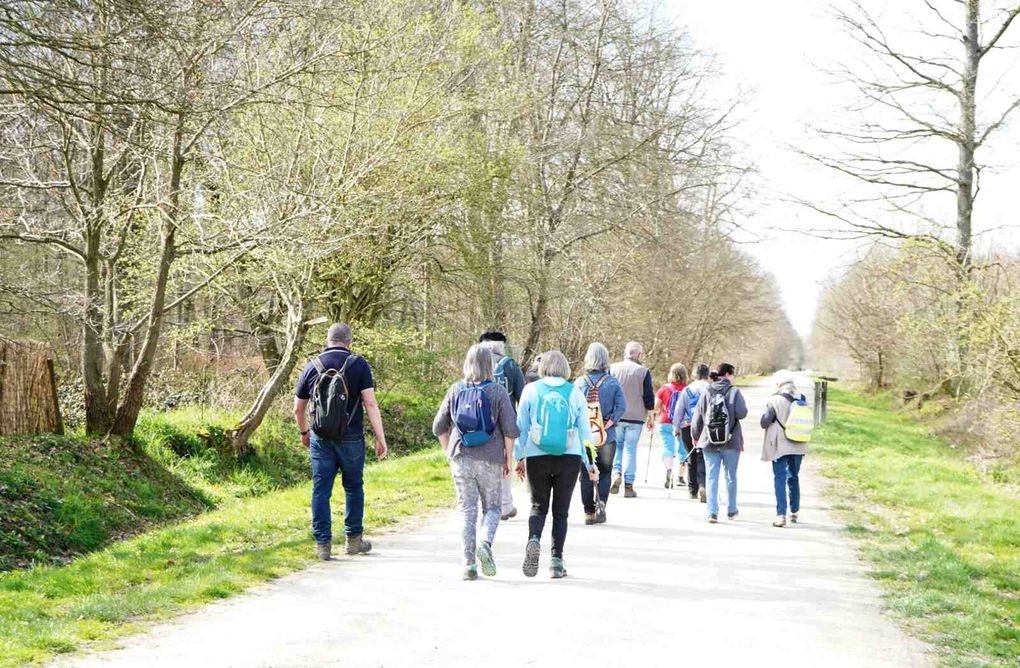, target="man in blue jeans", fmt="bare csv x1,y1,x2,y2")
609,342,655,498
294,323,388,560
690,362,748,523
